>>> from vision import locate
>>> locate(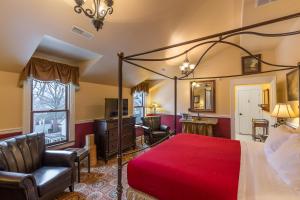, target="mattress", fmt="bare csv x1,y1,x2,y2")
127,134,300,200
127,134,241,200
238,141,300,200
